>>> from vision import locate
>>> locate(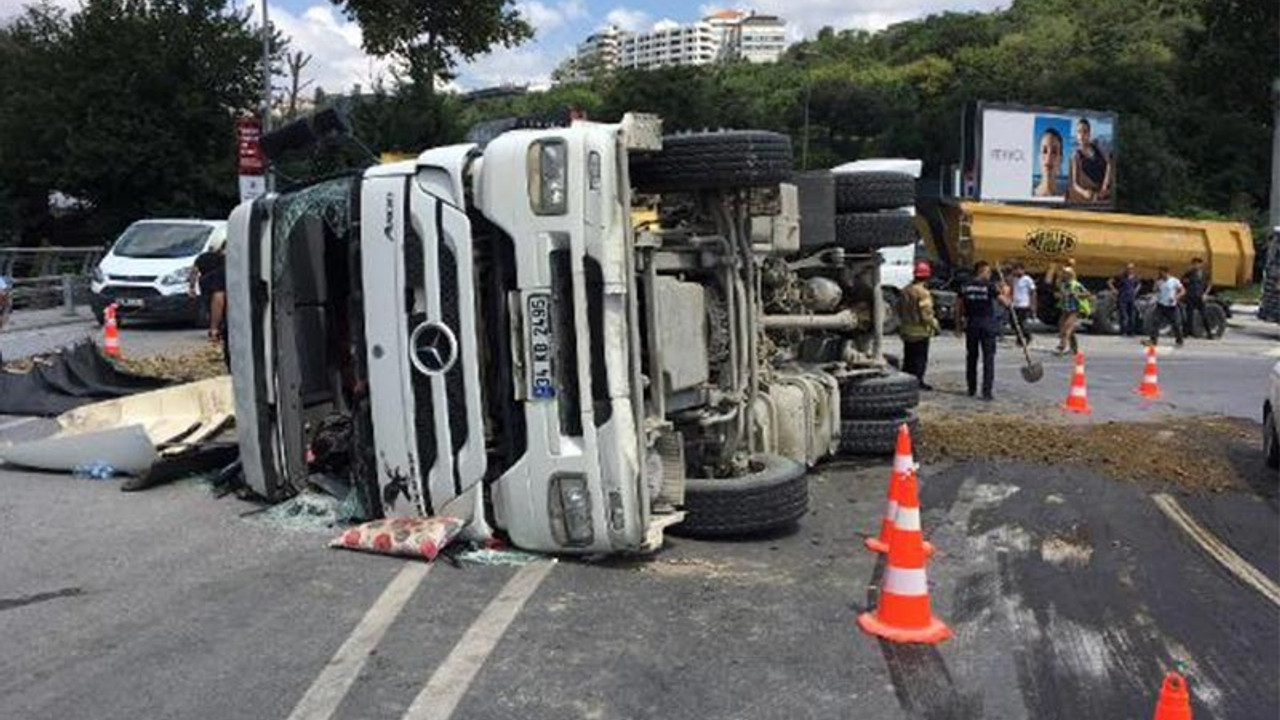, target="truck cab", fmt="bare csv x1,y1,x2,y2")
227,114,912,554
